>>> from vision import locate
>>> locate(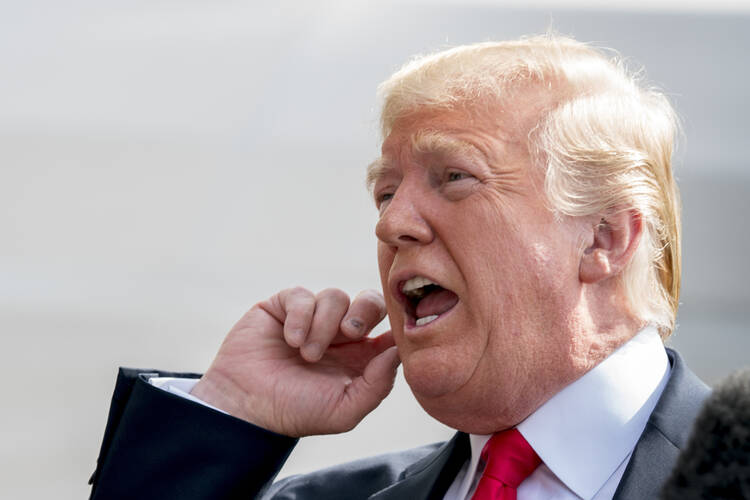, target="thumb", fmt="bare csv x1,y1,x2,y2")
362,345,400,397
338,345,401,429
